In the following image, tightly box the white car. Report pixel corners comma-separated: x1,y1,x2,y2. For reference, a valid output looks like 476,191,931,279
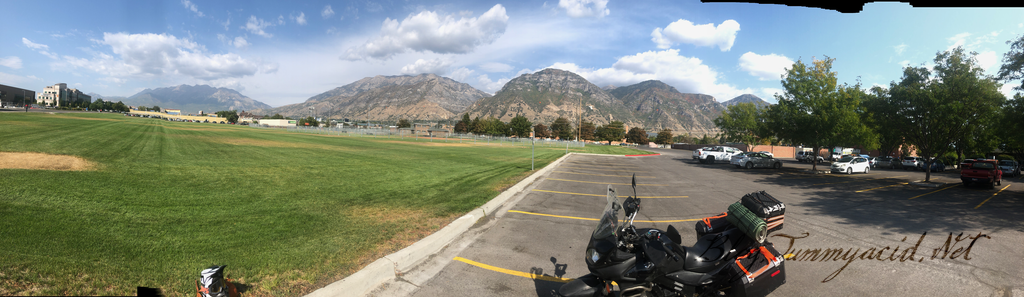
730,152,755,167
831,156,870,174
757,151,774,157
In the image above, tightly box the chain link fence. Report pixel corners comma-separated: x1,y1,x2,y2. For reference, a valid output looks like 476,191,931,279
246,125,588,148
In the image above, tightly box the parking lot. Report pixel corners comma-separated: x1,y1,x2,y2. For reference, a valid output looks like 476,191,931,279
379,148,1024,297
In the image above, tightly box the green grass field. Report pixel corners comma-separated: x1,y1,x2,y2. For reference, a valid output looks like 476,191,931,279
0,112,648,296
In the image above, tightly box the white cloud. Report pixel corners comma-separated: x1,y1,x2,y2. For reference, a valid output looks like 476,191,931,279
946,32,970,52
479,62,513,73
976,50,998,72
244,16,274,38
342,4,509,61
475,74,510,94
181,0,204,17
558,0,610,18
0,71,42,85
232,36,250,49
400,58,454,75
293,12,307,25
899,60,910,67
278,15,285,25
448,67,474,82
222,18,231,31
61,32,265,81
322,5,335,19
0,56,23,69
22,38,48,50
738,52,794,81
759,87,784,102
651,19,740,51
894,43,908,55
547,49,752,101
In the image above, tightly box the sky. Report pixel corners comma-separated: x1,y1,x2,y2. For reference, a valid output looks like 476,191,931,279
2,0,1023,107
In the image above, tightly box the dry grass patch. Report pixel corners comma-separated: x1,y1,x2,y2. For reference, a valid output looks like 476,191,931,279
0,152,97,171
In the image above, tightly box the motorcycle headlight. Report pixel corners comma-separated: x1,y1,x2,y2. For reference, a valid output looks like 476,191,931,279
588,248,602,263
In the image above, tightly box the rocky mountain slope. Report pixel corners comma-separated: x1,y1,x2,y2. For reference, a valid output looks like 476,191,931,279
609,80,725,136
257,74,489,121
121,85,271,114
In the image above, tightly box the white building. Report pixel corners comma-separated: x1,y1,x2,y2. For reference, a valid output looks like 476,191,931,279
37,83,91,107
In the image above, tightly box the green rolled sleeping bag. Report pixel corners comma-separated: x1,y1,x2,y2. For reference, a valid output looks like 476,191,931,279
726,202,767,243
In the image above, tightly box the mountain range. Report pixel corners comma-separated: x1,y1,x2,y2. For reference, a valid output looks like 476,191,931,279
91,70,771,137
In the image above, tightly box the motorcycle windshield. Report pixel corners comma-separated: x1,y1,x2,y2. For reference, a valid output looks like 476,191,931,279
591,185,621,240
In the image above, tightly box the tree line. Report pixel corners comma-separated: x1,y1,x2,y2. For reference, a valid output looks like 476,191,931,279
448,113,681,145
714,36,1024,181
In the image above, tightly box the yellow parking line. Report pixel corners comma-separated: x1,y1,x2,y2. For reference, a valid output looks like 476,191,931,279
553,171,655,178
855,183,908,192
532,189,688,198
560,166,648,172
813,176,908,186
547,178,672,186
508,210,701,223
908,184,959,200
454,257,574,283
975,184,1012,209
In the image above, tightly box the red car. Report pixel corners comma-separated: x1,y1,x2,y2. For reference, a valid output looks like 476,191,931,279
960,159,1002,188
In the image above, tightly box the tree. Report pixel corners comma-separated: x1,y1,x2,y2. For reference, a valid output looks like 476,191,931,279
764,56,877,172
454,121,468,134
268,113,285,119
89,99,104,111
534,123,550,138
862,86,905,158
471,116,484,134
152,105,161,112
298,116,319,126
714,102,767,152
550,117,573,140
509,115,532,137
216,110,239,123
113,101,128,112
655,129,674,145
580,120,596,141
626,127,649,145
995,94,1024,155
598,121,625,145
997,34,1024,92
485,117,507,136
397,118,411,128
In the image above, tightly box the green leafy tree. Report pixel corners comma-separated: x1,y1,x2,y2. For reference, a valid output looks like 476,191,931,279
113,101,128,112
550,117,573,140
485,117,507,136
655,129,674,145
534,123,550,138
89,99,104,111
598,121,625,145
152,105,161,112
995,94,1024,155
713,102,767,152
862,86,905,158
397,118,411,128
216,110,239,123
626,127,649,145
298,116,319,126
764,56,877,172
454,121,468,134
878,47,1005,181
268,113,285,119
580,120,596,141
509,115,532,137
997,34,1024,92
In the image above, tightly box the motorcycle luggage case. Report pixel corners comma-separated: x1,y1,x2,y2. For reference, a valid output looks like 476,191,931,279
740,191,785,233
694,212,730,237
724,243,786,297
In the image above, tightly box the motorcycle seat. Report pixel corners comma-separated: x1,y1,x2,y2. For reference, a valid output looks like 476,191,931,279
682,233,732,273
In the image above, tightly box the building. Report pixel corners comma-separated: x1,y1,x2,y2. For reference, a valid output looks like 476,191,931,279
259,119,296,127
0,84,37,107
37,83,91,107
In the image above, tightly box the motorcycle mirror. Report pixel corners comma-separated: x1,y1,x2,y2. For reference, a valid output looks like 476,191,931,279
631,173,637,199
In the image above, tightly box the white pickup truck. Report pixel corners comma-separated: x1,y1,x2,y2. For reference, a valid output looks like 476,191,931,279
695,146,744,164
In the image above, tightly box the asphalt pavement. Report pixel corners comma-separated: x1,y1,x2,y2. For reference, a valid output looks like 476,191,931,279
343,148,1024,297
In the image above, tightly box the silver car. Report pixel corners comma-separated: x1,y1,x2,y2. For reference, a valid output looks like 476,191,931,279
734,152,783,169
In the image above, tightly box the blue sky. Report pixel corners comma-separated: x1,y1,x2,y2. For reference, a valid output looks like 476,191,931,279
2,0,1022,107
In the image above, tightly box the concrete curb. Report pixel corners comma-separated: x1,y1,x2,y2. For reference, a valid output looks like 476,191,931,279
304,152,579,297
910,181,947,188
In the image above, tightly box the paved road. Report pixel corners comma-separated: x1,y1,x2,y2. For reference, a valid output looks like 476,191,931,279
380,148,1024,297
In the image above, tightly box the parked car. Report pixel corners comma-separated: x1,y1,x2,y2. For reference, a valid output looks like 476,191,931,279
696,146,744,164
831,156,871,174
925,161,946,172
733,152,783,169
998,160,1020,177
961,160,1002,188
859,155,875,168
796,151,824,163
902,157,924,170
874,156,897,169
730,152,755,167
757,151,774,157
692,147,712,160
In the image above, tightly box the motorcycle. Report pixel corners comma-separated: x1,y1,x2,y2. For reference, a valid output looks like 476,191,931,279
558,174,786,297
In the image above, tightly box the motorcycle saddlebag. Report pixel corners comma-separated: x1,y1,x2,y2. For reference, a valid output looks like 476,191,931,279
724,243,786,297
740,191,785,234
694,212,730,237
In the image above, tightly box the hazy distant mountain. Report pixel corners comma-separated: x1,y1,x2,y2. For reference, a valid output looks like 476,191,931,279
462,68,642,129
121,85,271,114
722,94,770,108
257,73,490,121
